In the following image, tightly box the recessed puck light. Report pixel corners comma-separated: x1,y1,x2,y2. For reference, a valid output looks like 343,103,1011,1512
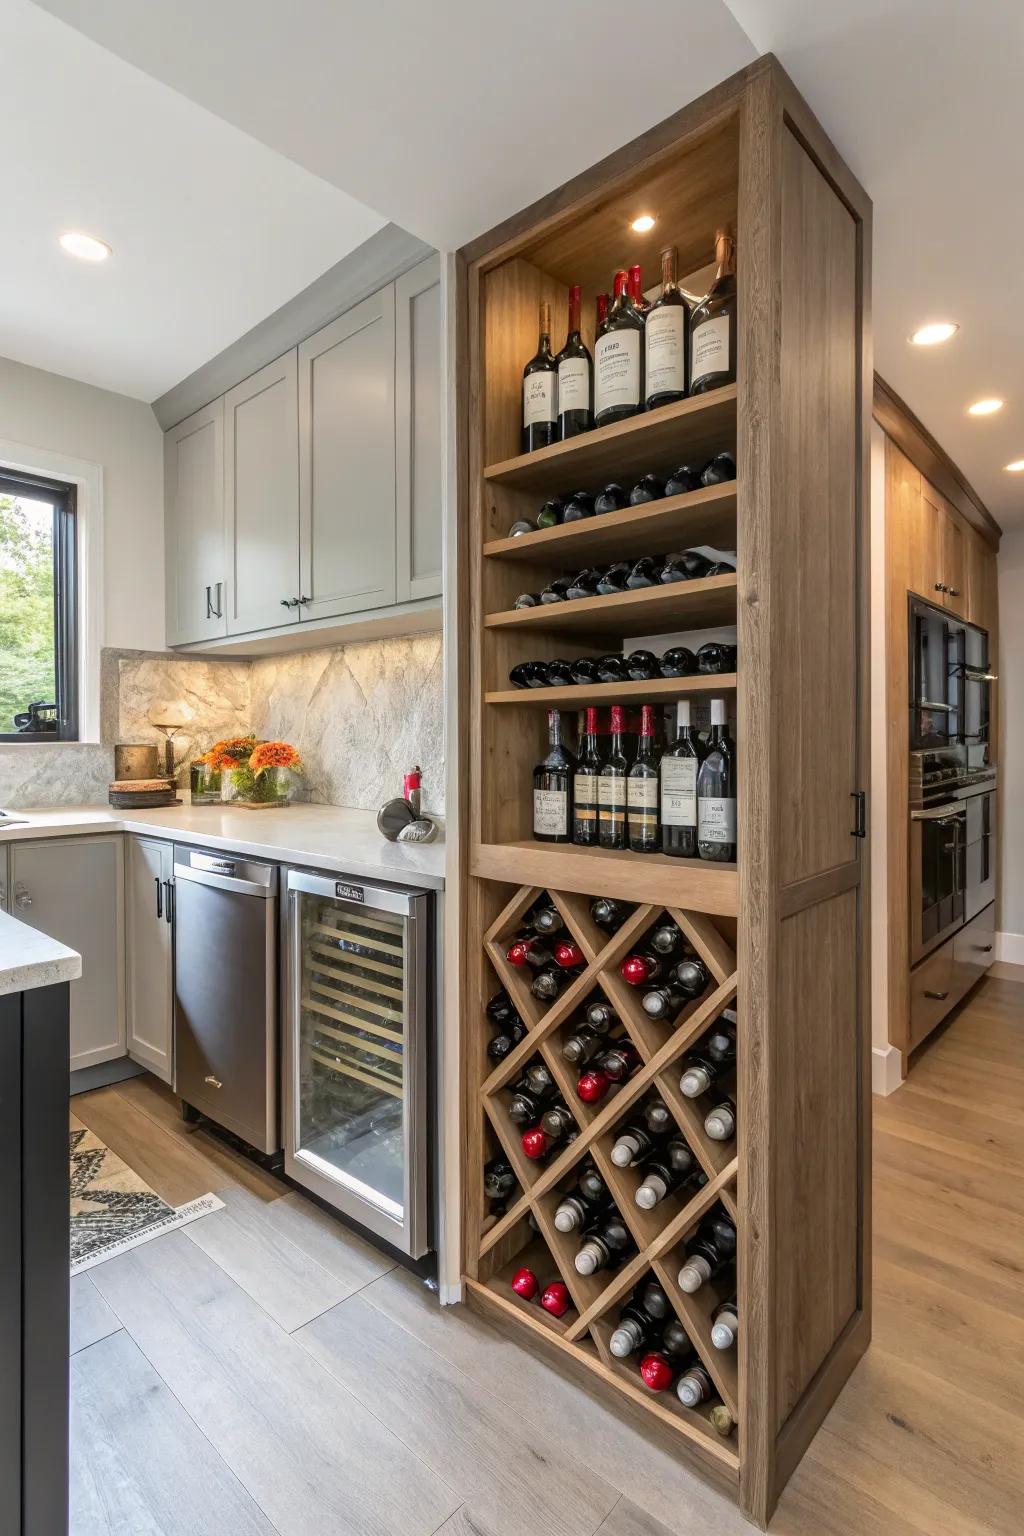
630,215,656,234
909,321,958,346
59,231,112,262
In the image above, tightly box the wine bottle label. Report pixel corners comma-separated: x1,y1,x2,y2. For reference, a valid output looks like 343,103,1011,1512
646,308,686,396
598,775,627,812
574,775,597,822
661,759,698,826
697,796,737,843
523,372,557,427
691,316,730,388
627,778,658,826
558,356,590,413
534,788,568,836
595,331,640,414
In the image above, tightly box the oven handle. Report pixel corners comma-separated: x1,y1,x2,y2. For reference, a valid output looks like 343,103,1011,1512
911,803,968,822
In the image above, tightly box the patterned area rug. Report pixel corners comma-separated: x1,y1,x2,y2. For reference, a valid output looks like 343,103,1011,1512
70,1115,223,1275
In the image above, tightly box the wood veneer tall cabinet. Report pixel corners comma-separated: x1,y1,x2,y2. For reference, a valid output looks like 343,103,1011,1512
453,56,871,1529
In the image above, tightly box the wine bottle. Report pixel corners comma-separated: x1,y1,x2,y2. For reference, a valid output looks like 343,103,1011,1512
679,1035,734,1097
595,483,626,514
675,1363,714,1409
620,948,664,986
556,284,593,439
514,592,541,609
659,549,714,583
507,1083,555,1125
641,982,687,1022
508,519,536,537
570,657,601,685
665,464,702,496
561,1024,607,1066
711,1297,739,1350
485,989,518,1026
610,1122,654,1168
528,901,564,935
596,292,609,331
700,451,736,486
590,896,629,931
672,955,710,999
627,704,660,854
505,936,552,971
690,229,737,396
585,997,618,1031
626,557,660,589
574,1215,635,1275
565,568,603,601
705,1012,737,1060
598,1041,641,1082
629,473,664,505
553,1181,609,1233
483,1158,516,1206
649,920,683,955
594,650,630,679
533,708,574,844
575,1068,611,1104
542,659,574,687
536,497,564,528
540,576,573,603
678,1212,737,1293
697,700,737,861
696,641,737,675
531,965,573,1003
594,270,644,428
553,939,585,969
538,1101,575,1140
596,565,631,596
522,300,558,450
661,1317,697,1366
578,1161,608,1205
523,1062,554,1096
704,1098,736,1141
562,490,595,522
641,1277,671,1320
625,649,660,681
642,1095,673,1135
629,263,651,316
598,705,629,851
487,1016,527,1063
508,660,550,689
645,245,689,409
659,646,697,677
635,1139,699,1209
610,1296,659,1358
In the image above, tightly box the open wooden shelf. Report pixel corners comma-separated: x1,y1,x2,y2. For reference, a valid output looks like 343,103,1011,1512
483,483,737,567
485,673,737,707
483,386,737,493
485,574,738,638
472,842,739,915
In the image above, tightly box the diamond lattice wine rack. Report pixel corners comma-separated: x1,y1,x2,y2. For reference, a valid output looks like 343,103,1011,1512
455,56,872,1531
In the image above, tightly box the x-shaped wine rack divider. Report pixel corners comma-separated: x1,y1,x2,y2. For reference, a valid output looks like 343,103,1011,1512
477,883,740,1426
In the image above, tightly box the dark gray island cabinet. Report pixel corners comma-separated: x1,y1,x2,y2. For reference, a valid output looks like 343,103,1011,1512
0,911,80,1536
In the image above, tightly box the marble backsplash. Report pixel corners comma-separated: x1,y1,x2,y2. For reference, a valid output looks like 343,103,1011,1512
0,635,445,813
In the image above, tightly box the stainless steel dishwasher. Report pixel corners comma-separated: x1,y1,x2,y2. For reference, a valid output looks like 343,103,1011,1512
173,846,279,1154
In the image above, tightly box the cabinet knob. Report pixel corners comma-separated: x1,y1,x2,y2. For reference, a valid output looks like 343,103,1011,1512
298,595,311,605
948,587,960,597
280,597,299,609
14,885,32,910
204,1075,223,1090
934,582,947,593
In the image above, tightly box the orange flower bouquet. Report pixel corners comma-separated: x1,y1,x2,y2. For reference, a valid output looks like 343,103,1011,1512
190,735,259,804
226,739,303,808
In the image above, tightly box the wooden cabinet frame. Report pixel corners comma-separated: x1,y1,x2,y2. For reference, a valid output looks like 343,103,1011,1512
452,55,872,1528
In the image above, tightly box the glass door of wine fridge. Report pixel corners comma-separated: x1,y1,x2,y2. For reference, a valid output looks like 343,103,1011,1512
284,868,430,1257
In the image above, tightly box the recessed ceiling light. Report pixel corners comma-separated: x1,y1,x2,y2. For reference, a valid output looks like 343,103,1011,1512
909,321,958,346
59,231,112,262
630,215,656,234
968,398,1004,416
1006,459,1024,473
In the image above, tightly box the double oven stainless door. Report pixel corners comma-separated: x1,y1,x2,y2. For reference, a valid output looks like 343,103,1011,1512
283,868,430,1258
910,789,996,964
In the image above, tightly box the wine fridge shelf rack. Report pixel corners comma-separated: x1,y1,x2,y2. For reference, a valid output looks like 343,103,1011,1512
464,881,740,1475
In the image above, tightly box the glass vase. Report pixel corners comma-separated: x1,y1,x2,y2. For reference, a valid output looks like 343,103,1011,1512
224,763,295,808
190,762,222,805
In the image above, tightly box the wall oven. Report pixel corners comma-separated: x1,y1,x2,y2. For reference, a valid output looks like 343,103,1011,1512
908,595,993,756
909,781,996,965
283,868,431,1259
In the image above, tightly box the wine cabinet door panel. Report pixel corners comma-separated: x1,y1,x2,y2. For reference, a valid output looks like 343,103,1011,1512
774,130,860,889
298,287,397,622
396,256,443,602
224,350,300,635
164,398,226,645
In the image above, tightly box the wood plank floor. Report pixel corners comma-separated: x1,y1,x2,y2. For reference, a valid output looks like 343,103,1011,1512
70,975,1024,1535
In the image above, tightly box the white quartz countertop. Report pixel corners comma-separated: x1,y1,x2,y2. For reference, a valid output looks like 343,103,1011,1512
0,906,82,997
0,803,446,891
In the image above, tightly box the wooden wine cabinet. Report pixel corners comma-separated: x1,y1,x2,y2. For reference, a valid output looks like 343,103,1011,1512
453,54,872,1528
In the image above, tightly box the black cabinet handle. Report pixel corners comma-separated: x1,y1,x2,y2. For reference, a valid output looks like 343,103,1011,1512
298,594,311,605
205,584,212,619
976,944,993,953
212,580,224,618
163,879,174,925
155,877,163,920
281,597,299,609
924,989,949,1001
850,790,866,839
948,587,961,598
934,581,947,593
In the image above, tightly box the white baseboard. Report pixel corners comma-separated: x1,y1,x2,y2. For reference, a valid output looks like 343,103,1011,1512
996,930,1024,966
872,1043,904,1096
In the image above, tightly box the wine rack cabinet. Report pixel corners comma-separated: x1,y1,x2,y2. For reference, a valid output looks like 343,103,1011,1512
454,53,872,1529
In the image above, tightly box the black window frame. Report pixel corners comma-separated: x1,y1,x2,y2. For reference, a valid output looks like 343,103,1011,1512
0,468,79,742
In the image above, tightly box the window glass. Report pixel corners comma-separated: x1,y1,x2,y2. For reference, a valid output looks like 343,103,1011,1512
0,489,57,732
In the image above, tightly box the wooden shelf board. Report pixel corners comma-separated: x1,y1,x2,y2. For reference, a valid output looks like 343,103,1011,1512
485,575,738,639
483,484,737,567
472,842,738,917
482,386,737,494
485,674,737,708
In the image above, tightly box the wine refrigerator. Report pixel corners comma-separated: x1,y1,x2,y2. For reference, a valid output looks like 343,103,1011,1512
283,868,432,1258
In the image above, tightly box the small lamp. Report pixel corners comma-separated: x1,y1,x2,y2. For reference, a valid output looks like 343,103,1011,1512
147,701,193,778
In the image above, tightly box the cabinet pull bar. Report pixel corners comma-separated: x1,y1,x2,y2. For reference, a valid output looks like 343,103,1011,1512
155,877,163,920
924,989,949,1001
850,789,866,839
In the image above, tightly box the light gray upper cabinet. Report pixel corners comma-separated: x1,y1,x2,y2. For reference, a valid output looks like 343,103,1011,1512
164,398,226,645
10,836,125,1073
224,351,300,635
395,256,443,602
298,286,397,622
125,836,174,1085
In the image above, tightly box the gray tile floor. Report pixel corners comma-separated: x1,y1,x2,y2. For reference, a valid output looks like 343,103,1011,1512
70,1187,747,1536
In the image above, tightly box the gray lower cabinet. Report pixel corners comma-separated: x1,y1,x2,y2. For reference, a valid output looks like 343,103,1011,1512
298,285,397,621
225,350,301,635
10,836,125,1072
396,256,443,602
165,398,227,645
126,836,174,1085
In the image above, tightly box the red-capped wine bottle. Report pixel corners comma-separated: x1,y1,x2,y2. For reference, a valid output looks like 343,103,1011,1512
645,245,689,409
590,896,629,930
522,300,558,451
533,708,574,843
678,1212,737,1294
627,703,660,853
574,1215,636,1275
628,263,651,317
576,1067,611,1104
704,1098,736,1141
556,284,593,439
711,1297,739,1350
690,228,737,396
697,699,736,861
661,700,702,858
506,936,552,972
610,1122,655,1168
598,706,629,850
573,706,602,846
595,271,644,428
620,949,665,986
676,1363,714,1409
635,1138,698,1209
552,938,585,969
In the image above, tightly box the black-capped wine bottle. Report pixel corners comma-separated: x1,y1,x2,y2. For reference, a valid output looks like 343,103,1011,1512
572,706,601,847
676,1363,714,1409
556,283,593,439
697,700,737,861
590,896,630,931
690,229,737,396
645,244,689,410
522,300,558,451
533,708,574,844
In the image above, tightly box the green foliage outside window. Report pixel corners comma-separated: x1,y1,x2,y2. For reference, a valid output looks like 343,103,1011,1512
0,493,56,730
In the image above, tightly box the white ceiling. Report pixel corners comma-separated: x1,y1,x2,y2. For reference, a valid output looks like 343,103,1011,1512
0,1,386,399
14,0,1024,524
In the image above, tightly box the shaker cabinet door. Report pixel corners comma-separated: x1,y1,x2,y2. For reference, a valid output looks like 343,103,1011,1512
126,837,174,1084
298,287,397,622
395,256,443,602
225,350,301,635
164,399,227,645
11,836,125,1072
